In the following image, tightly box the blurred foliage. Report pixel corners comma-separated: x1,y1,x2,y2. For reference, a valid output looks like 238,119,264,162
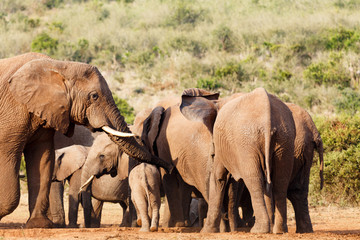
112,94,135,125
31,32,59,55
310,115,360,206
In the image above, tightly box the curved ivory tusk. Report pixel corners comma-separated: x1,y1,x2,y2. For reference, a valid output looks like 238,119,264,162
102,126,134,137
79,175,95,193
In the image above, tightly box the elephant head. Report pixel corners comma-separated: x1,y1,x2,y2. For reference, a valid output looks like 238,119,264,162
53,145,88,182
80,133,129,191
8,53,172,174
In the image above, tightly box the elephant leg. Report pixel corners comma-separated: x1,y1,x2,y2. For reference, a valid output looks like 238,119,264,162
119,201,130,227
132,192,150,232
0,150,21,220
243,176,270,233
68,170,82,228
272,153,293,234
128,194,138,227
24,129,55,228
161,171,185,227
91,199,103,228
150,194,160,232
81,191,93,228
48,181,65,228
239,184,254,227
227,177,240,232
181,183,193,227
201,160,228,233
198,198,207,228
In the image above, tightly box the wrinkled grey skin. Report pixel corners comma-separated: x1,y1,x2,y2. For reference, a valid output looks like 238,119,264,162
0,53,171,228
80,133,131,228
129,163,161,232
180,88,295,234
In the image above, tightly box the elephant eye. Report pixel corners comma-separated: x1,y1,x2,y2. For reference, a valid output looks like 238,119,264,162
99,154,104,161
90,92,99,101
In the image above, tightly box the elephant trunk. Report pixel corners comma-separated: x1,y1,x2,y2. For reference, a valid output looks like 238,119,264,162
105,106,173,173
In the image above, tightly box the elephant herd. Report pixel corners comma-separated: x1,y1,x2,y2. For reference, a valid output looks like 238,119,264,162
0,53,324,234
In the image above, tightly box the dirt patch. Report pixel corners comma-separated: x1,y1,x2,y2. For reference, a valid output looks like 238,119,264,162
1,190,360,240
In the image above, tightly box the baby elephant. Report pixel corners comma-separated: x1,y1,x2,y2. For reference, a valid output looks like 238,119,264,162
129,163,161,232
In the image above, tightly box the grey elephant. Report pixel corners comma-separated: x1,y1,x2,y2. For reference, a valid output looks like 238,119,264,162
0,53,172,228
129,162,161,232
79,133,132,228
134,90,219,228
180,88,296,234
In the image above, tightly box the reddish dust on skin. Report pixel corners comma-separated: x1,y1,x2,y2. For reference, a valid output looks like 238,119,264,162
0,189,360,240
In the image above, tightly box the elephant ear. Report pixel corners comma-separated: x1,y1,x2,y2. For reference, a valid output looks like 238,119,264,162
141,106,165,155
55,145,88,181
8,58,71,135
180,88,219,130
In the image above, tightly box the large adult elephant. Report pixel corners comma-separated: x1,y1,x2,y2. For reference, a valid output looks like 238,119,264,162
180,88,296,234
286,103,324,233
135,90,219,227
0,53,172,228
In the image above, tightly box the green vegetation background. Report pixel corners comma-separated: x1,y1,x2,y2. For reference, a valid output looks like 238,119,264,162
1,0,359,206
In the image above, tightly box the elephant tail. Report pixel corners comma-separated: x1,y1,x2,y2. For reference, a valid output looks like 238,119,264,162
264,126,275,194
315,136,324,190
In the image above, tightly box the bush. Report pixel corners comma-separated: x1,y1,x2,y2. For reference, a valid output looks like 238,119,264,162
196,77,223,90
334,88,360,116
303,53,351,88
310,115,360,205
113,94,135,125
168,36,207,58
214,62,247,82
325,28,360,51
166,2,206,27
213,25,236,52
31,32,58,55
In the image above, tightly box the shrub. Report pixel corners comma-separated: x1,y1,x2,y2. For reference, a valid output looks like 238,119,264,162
334,88,360,115
168,36,207,58
271,68,292,82
43,0,64,9
196,77,223,90
113,94,135,125
303,53,351,88
166,2,206,27
213,25,236,52
310,115,360,206
214,62,247,82
31,32,58,55
325,28,360,51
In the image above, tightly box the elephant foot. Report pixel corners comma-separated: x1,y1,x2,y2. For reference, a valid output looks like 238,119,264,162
26,216,53,228
137,219,142,227
250,221,270,234
296,223,313,233
174,221,185,227
67,223,79,228
139,227,150,232
150,226,158,232
273,223,288,234
200,225,219,233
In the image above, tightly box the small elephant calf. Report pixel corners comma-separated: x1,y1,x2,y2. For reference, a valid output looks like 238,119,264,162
129,163,161,232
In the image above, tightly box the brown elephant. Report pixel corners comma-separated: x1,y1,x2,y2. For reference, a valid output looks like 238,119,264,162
134,90,219,228
180,88,296,234
286,103,324,233
0,53,172,228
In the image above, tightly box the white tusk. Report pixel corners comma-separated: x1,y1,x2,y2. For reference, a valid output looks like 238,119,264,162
79,175,95,193
102,126,134,137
